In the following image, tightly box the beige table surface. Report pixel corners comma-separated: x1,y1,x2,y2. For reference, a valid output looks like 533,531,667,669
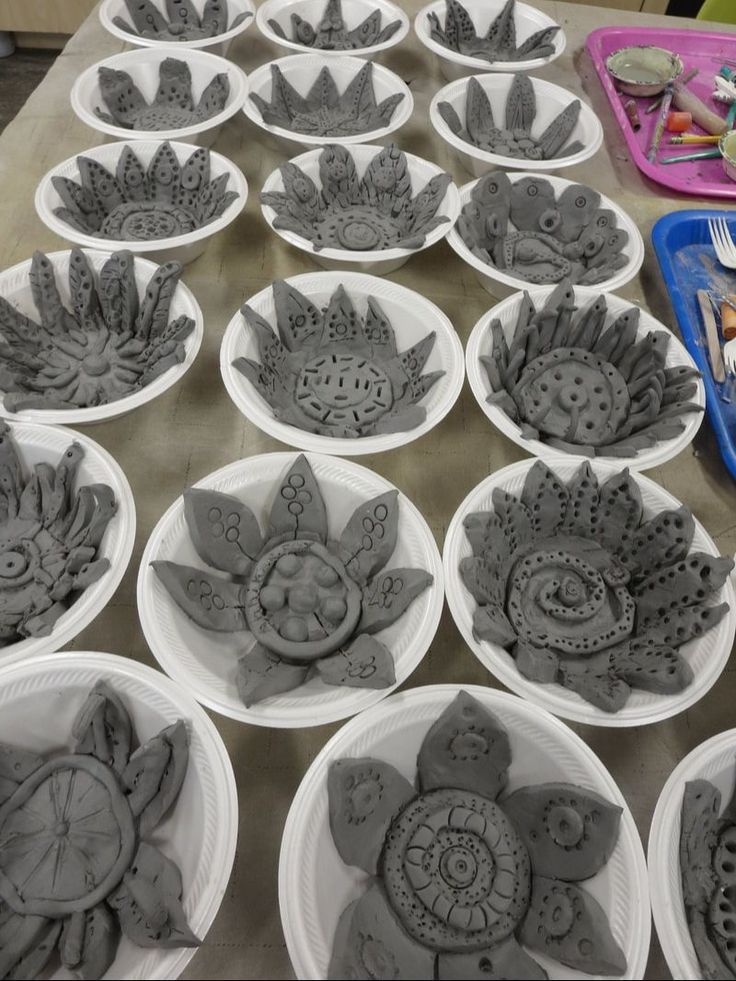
1,1,735,978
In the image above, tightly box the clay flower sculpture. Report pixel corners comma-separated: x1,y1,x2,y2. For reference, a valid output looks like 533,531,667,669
267,0,401,50
680,768,736,979
0,250,195,412
95,57,229,131
438,75,584,162
457,171,629,286
328,690,627,978
250,62,404,139
152,455,433,707
428,0,560,64
112,0,252,41
51,142,239,242
479,280,703,457
0,423,116,647
0,680,198,978
460,460,733,712
233,280,443,438
261,143,453,252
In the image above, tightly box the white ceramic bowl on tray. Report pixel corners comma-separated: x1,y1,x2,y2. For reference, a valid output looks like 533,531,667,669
442,457,736,728
243,53,413,153
99,0,256,55
260,142,461,274
446,171,645,299
137,451,444,728
0,249,203,426
71,48,249,148
35,139,248,266
279,682,650,979
0,649,237,979
465,285,705,471
0,421,136,668
256,0,410,58
430,73,604,178
415,0,566,82
220,271,464,456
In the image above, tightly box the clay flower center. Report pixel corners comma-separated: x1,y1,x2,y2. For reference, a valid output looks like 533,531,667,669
101,201,195,241
296,354,392,427
0,550,28,578
81,353,111,377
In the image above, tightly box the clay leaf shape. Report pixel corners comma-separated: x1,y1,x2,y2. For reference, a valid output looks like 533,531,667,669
269,0,401,50
184,488,263,576
60,905,120,980
72,679,132,774
122,719,190,836
429,0,560,63
114,0,252,40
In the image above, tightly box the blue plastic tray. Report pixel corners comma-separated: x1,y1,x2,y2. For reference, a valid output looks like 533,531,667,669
652,210,736,480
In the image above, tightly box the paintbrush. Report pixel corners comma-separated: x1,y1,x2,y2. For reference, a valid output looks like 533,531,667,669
648,83,674,162
660,148,722,164
646,67,698,114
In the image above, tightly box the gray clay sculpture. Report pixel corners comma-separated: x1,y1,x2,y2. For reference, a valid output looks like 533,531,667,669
479,280,703,457
0,250,195,412
113,0,251,41
457,171,630,286
429,0,560,64
327,689,626,979
251,61,404,138
52,142,239,242
0,680,197,979
261,143,453,252
438,74,584,162
460,460,734,712
95,57,229,131
0,423,117,647
233,280,443,438
680,772,736,979
152,454,432,706
267,0,401,50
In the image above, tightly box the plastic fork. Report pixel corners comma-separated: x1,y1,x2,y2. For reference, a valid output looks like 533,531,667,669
724,336,736,375
708,217,736,269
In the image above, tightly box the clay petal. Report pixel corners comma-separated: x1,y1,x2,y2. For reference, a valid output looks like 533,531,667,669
492,488,533,552
473,603,517,647
559,665,631,712
463,511,509,563
77,156,125,217
438,936,547,980
116,145,147,202
193,72,230,121
681,779,721,913
521,460,569,536
559,461,600,538
466,76,495,144
0,908,61,980
267,454,328,543
460,555,502,606
504,73,535,133
437,100,463,135
60,905,119,980
619,506,695,579
271,64,311,119
362,295,397,358
328,757,414,874
688,909,733,981
359,567,432,633
537,100,581,159
405,172,452,235
347,9,381,47
236,644,309,707
147,142,181,204
614,639,693,694
72,679,132,774
123,720,189,835
375,19,402,45
121,0,167,34
596,469,642,553
308,65,341,110
151,560,246,632
641,600,729,649
98,250,138,335
339,490,399,584
272,279,324,351
370,404,427,435
183,488,261,576
321,284,369,352
634,552,734,628
361,143,412,216
417,689,510,799
316,634,396,689
320,144,362,207
516,25,560,56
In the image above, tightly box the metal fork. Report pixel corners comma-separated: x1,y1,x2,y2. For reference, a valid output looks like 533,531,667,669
708,217,736,269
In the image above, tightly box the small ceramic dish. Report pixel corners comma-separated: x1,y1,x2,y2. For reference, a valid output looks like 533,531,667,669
605,44,682,98
430,73,603,178
415,0,565,83
99,0,256,55
446,171,644,299
260,142,460,274
0,249,203,425
71,48,249,148
35,139,248,266
256,0,409,58
243,53,413,153
220,271,464,455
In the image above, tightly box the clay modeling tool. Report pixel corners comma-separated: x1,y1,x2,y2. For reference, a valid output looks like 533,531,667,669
623,98,641,130
660,148,721,164
698,288,726,383
648,83,674,162
673,79,729,135
646,68,698,114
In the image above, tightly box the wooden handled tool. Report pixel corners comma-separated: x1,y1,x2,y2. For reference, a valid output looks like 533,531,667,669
697,289,726,383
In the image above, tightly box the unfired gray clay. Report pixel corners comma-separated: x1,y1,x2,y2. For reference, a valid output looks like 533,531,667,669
457,171,630,286
461,460,734,712
439,75,583,162
113,0,251,41
52,142,239,241
428,0,560,64
479,280,703,458
233,280,443,438
0,680,197,980
327,690,626,979
267,0,401,50
261,143,453,252
0,250,195,412
152,454,432,707
251,61,403,138
0,423,116,647
96,58,229,131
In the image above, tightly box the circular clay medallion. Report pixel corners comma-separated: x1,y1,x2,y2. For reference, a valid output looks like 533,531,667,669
296,353,393,430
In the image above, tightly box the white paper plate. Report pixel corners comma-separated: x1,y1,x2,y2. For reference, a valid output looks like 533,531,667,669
99,0,255,55
465,286,705,471
0,249,203,426
220,271,465,456
443,458,736,727
649,729,736,981
0,421,136,668
138,452,444,727
446,172,645,300
0,650,237,980
279,683,650,980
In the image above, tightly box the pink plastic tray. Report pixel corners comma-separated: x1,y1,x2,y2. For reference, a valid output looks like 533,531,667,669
587,26,736,199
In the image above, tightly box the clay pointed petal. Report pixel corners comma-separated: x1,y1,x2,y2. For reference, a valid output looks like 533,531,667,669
437,100,463,135
417,689,510,799
359,567,432,633
0,912,61,981
560,461,600,537
520,460,569,536
473,603,517,647
267,454,328,543
376,18,401,44
363,296,397,358
307,66,340,109
147,142,181,202
321,284,367,351
504,73,535,132
538,100,581,159
466,76,495,143
71,679,132,773
614,639,693,694
272,279,323,350
317,635,395,689
641,601,729,649
619,505,694,578
438,937,547,980
635,552,733,628
347,9,382,47
597,469,642,553
236,644,309,707
121,0,167,33
184,488,261,575
339,490,398,584
60,905,119,980
99,250,138,334
272,64,310,118
387,332,435,386
151,560,246,631
123,720,189,835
